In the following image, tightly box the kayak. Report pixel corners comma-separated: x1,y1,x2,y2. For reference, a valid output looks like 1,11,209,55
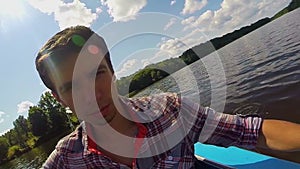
194,143,300,169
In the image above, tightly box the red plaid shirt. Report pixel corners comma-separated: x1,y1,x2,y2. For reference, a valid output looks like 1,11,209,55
42,93,262,169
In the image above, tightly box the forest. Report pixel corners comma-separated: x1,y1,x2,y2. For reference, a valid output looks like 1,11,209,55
0,92,78,164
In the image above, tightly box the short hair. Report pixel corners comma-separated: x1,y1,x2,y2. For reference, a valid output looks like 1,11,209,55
35,25,114,93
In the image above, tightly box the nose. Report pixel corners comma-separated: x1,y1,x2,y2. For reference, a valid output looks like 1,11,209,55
82,87,95,104
73,80,97,105
81,82,103,105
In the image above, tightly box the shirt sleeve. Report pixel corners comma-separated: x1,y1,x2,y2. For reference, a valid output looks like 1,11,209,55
41,149,65,169
180,96,263,149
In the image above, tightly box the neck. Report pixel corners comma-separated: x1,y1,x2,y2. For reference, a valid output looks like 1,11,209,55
87,97,137,141
109,97,137,136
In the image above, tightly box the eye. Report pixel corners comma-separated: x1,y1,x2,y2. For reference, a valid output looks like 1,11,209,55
96,69,105,75
96,68,106,78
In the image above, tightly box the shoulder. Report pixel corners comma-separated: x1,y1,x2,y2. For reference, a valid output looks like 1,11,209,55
42,124,85,168
129,92,179,106
129,92,180,113
121,93,180,123
55,124,85,153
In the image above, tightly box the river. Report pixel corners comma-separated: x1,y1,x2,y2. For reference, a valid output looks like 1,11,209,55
1,8,300,169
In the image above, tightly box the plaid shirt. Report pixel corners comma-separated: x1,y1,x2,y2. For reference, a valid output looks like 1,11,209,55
42,93,262,169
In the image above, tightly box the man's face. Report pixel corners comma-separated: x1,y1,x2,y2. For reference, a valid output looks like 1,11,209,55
50,50,118,125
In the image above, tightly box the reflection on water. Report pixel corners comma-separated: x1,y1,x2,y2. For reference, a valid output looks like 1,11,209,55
0,135,60,169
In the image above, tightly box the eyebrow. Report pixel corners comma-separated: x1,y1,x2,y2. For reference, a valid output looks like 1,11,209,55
59,64,108,93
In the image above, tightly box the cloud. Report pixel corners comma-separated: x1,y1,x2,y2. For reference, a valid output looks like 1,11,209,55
115,59,138,77
27,0,62,14
181,16,195,25
0,111,5,124
153,0,291,69
180,0,291,43
141,59,151,67
200,1,287,34
164,18,177,31
96,7,103,14
17,101,34,114
27,0,98,30
101,0,147,22
154,28,208,61
170,0,176,6
181,0,208,15
158,38,187,56
55,0,97,29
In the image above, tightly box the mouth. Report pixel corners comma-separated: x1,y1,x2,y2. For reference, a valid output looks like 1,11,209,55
99,104,110,117
86,104,110,118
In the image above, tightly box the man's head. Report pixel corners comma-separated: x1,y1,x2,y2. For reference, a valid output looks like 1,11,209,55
36,25,114,94
36,26,119,124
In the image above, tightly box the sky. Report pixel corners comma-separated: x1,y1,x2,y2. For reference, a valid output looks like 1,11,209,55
0,0,291,135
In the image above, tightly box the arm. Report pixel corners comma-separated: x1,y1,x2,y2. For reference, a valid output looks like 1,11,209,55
257,119,300,152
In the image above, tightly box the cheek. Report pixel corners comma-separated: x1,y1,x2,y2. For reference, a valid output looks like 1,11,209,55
96,77,113,91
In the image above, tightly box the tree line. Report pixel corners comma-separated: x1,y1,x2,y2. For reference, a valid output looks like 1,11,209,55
0,92,79,164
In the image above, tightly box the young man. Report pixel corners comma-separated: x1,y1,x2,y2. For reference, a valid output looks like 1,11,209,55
36,26,300,168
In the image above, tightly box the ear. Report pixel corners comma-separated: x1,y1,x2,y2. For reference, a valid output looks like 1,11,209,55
52,91,67,107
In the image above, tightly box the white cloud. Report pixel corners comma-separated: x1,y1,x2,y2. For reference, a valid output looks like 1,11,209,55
27,0,62,14
181,0,208,15
55,0,97,29
96,7,103,14
164,18,177,31
158,38,186,56
155,28,208,60
27,0,98,30
141,59,151,67
115,59,138,77
170,0,176,6
181,0,291,41
17,101,34,114
159,0,291,69
181,16,195,25
101,0,147,22
0,111,5,124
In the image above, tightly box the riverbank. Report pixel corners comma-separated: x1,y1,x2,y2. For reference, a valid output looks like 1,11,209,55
0,130,70,168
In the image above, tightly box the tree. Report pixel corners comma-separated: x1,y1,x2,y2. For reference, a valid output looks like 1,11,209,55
3,129,18,147
28,106,50,137
13,115,30,148
0,137,9,162
38,92,70,132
